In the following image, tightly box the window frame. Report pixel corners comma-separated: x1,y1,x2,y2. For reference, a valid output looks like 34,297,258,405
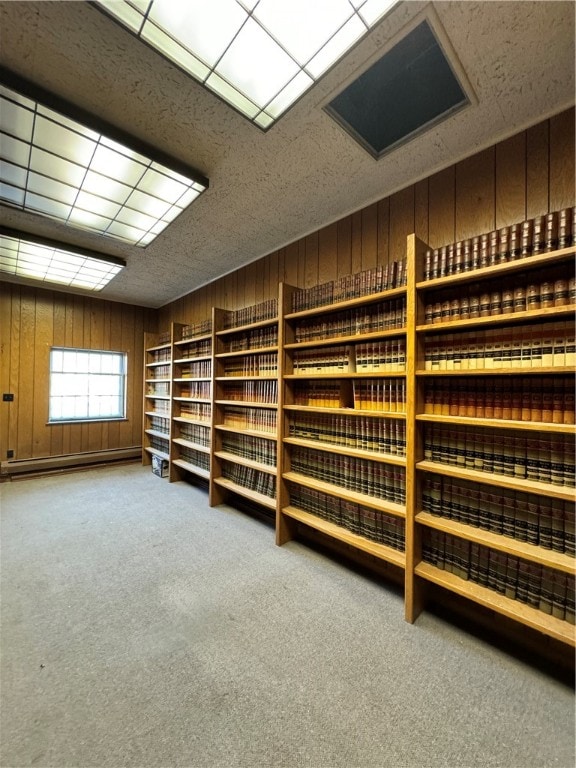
48,346,128,424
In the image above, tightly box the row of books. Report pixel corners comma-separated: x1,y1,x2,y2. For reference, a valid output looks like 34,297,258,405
220,380,277,404
177,382,211,400
176,339,212,359
221,462,276,499
148,415,169,434
181,319,212,339
147,364,170,379
292,339,406,374
424,276,574,325
352,380,406,412
222,353,278,377
291,261,407,313
221,406,277,433
221,433,277,467
422,530,575,624
423,376,575,424
178,446,210,471
148,436,169,454
149,401,169,414
422,208,574,281
178,402,211,422
288,414,406,456
148,348,170,363
293,300,406,342
178,360,211,379
422,474,574,555
423,322,575,370
289,486,405,551
290,447,406,504
177,422,210,447
147,382,170,397
222,326,278,352
423,425,575,487
223,299,278,329
292,382,344,408
157,331,171,345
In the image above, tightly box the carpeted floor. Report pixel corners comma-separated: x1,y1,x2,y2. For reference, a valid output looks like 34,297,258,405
1,463,574,768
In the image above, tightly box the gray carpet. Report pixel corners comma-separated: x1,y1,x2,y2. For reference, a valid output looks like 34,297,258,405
1,464,574,768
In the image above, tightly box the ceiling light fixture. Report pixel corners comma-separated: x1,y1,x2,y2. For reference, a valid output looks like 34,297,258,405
93,0,400,129
0,226,125,291
0,66,209,247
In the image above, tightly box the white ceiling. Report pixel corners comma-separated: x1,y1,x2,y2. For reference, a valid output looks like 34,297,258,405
0,0,574,308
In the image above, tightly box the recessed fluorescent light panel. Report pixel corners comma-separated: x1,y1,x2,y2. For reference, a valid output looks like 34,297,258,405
94,0,400,129
0,229,124,291
325,20,469,158
0,69,208,247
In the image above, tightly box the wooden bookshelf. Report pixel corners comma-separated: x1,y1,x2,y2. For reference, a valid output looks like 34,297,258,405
408,233,575,635
169,321,213,484
210,299,282,512
142,331,172,474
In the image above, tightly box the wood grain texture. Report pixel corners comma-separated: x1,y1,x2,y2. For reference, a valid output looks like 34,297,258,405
550,109,576,212
526,119,548,220
0,284,155,462
495,131,526,227
455,147,495,241
389,186,415,260
428,166,455,247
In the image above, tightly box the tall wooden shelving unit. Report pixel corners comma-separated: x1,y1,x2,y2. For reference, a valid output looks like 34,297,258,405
277,274,409,574
210,298,281,514
142,332,172,473
170,321,213,483
406,234,575,645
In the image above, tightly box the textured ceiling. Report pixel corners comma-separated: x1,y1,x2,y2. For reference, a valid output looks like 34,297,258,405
0,0,574,308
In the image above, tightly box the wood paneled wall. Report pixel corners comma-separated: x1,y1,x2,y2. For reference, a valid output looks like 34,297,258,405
159,108,575,328
0,283,157,462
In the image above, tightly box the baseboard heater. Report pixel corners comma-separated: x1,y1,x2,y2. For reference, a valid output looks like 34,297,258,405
0,447,141,477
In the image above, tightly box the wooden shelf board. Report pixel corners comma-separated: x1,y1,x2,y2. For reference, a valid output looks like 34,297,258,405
145,361,171,368
283,436,406,466
417,304,576,332
144,446,169,460
285,287,407,319
172,437,210,454
173,377,211,383
416,512,576,574
145,411,168,417
145,378,170,383
213,477,276,510
415,562,576,646
172,459,210,480
173,416,211,426
144,429,170,440
144,394,170,400
416,367,573,376
146,343,171,352
216,317,278,336
416,248,576,291
215,424,277,440
282,505,405,568
215,376,277,382
174,333,212,345
282,471,406,518
416,414,575,433
285,371,406,379
283,405,406,419
173,397,211,403
416,460,576,501
214,400,278,409
215,346,278,358
173,355,212,363
214,451,277,475
285,328,406,350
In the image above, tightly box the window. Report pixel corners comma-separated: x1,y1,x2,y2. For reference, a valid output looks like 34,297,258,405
49,348,127,423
